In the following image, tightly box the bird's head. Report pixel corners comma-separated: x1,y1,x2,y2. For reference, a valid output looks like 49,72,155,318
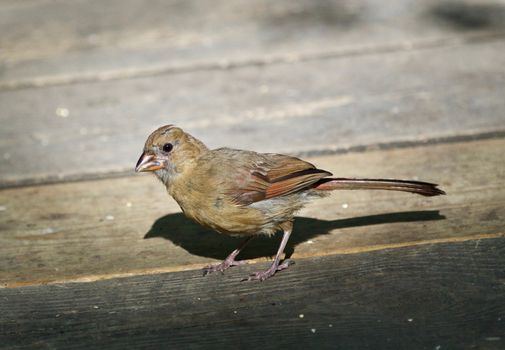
135,125,208,184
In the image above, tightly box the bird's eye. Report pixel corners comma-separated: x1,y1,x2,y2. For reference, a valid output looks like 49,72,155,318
162,143,173,153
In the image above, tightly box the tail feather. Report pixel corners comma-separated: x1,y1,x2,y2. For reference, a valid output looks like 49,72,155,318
313,178,445,197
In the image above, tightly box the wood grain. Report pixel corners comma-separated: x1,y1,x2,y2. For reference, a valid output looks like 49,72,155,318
1,39,505,186
0,138,503,287
1,2,503,347
1,239,504,349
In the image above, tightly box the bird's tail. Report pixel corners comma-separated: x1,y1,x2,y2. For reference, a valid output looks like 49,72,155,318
313,178,445,197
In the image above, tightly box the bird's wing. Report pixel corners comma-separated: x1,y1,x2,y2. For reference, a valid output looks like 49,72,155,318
227,153,332,206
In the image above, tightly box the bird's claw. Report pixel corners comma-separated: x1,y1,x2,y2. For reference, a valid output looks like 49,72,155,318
243,260,295,281
203,259,247,276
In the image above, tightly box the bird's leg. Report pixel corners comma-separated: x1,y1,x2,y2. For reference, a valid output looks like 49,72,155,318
203,236,254,275
246,221,294,281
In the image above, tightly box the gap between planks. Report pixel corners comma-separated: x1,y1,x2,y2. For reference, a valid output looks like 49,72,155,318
1,128,504,190
3,232,502,289
1,31,504,92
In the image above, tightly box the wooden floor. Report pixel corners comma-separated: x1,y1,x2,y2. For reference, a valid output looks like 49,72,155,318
1,0,505,348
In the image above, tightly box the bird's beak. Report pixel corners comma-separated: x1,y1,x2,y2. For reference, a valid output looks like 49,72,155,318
135,152,165,172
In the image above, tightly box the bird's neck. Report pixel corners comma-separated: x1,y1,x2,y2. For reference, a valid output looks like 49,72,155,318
185,133,209,156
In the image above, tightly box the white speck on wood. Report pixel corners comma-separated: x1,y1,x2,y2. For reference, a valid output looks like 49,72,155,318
40,227,55,235
485,337,501,341
55,107,70,118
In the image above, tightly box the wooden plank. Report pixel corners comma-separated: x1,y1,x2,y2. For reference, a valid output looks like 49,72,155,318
1,40,505,186
1,239,504,349
2,0,504,87
0,138,504,287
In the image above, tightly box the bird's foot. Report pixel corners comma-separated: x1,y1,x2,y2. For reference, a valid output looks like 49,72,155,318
244,260,295,281
203,257,247,276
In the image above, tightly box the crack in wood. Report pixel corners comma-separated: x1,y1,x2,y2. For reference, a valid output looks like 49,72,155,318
1,130,503,189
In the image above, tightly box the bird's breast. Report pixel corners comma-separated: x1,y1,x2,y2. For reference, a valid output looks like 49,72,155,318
168,181,269,236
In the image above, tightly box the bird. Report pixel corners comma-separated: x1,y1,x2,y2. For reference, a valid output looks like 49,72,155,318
135,125,445,281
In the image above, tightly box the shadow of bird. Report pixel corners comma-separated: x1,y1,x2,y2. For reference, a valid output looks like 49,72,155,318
144,210,445,260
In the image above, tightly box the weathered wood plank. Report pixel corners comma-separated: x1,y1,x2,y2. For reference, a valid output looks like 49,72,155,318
2,0,505,87
1,239,504,349
0,139,503,287
1,40,505,186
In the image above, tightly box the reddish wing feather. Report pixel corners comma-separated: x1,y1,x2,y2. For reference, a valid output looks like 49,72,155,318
264,169,332,198
229,155,332,206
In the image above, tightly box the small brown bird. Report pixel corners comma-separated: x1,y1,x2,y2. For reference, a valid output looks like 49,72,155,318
136,125,445,281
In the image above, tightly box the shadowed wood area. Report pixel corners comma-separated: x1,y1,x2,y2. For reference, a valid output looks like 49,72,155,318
2,0,505,87
1,239,504,349
0,139,503,287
